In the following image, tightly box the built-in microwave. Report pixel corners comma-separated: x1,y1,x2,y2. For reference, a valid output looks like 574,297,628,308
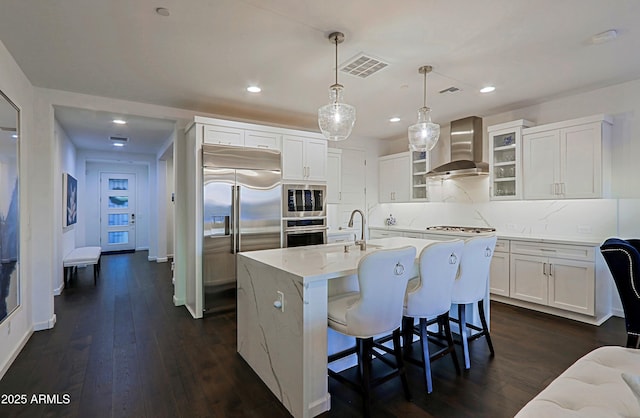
282,184,326,218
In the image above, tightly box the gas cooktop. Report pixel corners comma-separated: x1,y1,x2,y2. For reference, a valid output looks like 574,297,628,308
425,226,496,234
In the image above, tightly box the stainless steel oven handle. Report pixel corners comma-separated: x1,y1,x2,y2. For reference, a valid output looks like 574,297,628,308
284,226,329,234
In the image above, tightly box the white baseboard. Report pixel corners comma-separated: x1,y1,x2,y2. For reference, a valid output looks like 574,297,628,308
53,282,63,296
33,313,56,331
173,295,185,306
612,307,625,318
156,257,168,263
136,246,149,251
0,327,32,380
147,255,157,261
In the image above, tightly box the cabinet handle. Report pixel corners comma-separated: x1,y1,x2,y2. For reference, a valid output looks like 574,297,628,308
339,191,342,201
543,263,547,276
549,264,553,276
561,183,566,195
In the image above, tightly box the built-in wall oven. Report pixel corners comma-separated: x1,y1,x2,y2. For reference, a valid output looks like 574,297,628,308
282,184,327,247
283,217,328,247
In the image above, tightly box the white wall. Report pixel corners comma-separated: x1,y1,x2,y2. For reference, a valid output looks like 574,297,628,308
54,119,77,294
0,40,36,379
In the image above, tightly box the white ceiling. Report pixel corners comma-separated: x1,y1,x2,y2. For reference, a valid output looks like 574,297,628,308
1,0,640,153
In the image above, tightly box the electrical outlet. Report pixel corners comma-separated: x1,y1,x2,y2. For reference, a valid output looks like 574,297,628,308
578,225,592,234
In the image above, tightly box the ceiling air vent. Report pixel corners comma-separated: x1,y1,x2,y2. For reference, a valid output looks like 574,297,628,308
340,54,389,78
110,136,129,147
439,86,460,94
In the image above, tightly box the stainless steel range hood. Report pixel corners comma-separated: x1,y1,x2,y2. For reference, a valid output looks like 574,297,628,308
425,116,488,179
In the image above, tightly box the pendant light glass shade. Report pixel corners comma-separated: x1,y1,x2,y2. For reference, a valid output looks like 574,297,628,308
318,84,356,141
408,65,440,151
318,32,356,141
408,107,440,151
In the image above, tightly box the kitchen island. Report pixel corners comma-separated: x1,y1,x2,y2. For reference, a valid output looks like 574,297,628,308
237,237,489,418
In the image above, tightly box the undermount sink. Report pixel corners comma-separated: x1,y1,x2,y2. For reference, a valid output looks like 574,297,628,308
321,242,384,253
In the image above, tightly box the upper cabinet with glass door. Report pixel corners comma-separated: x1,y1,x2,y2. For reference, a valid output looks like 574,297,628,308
411,150,429,200
488,120,534,200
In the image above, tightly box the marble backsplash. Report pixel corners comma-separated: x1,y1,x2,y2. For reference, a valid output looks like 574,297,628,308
368,177,636,241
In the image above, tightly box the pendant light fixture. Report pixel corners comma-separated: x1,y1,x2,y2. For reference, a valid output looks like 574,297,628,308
318,32,356,141
408,65,440,151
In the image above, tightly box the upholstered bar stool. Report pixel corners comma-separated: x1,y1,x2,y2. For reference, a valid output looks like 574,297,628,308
327,246,416,417
402,239,464,393
450,234,497,369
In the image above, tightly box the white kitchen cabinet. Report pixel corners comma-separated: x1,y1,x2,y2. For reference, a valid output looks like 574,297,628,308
379,152,411,203
203,125,244,146
244,130,281,150
509,241,595,315
489,239,510,296
339,149,366,205
522,115,612,199
411,151,429,200
488,120,534,200
282,135,327,182
327,148,342,203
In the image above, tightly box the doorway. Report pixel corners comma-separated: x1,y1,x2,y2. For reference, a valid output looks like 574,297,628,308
100,172,136,252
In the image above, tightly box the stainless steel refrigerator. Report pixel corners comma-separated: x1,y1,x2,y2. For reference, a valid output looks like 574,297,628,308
202,144,282,315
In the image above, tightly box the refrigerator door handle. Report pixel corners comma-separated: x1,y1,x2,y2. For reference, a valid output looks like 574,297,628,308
235,185,241,253
231,185,237,254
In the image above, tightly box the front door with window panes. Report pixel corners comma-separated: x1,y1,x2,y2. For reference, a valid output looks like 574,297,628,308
100,173,136,252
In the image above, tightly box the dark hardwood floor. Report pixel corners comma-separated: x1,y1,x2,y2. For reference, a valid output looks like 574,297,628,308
0,251,626,417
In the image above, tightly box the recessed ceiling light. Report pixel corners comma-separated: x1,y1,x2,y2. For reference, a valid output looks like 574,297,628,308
247,86,261,93
113,142,125,147
113,119,127,125
480,86,496,93
591,29,618,44
155,7,170,17
389,117,401,123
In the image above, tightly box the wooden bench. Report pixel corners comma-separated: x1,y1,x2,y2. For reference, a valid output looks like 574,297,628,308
63,246,102,287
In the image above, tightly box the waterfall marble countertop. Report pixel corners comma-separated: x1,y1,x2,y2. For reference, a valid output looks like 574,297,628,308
238,237,438,283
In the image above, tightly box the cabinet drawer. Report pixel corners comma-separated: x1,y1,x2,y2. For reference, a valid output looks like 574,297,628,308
510,241,594,261
369,229,402,239
402,232,424,239
495,239,510,253
244,130,280,150
203,125,244,146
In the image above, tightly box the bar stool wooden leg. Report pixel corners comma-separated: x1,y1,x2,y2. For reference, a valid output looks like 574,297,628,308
402,316,414,356
458,303,471,369
477,299,494,356
392,328,411,401
441,313,461,375
418,318,433,393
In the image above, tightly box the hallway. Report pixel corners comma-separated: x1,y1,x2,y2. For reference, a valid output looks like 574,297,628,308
0,251,626,417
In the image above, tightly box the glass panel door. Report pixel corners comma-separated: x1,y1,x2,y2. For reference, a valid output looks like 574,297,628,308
100,173,136,251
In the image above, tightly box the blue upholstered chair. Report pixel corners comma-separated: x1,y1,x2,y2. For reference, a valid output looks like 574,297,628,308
600,238,640,348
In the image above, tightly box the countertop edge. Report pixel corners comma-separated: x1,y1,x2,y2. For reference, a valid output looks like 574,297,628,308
369,225,607,247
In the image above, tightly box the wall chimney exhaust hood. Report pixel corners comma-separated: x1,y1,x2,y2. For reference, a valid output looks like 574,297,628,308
425,116,488,179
